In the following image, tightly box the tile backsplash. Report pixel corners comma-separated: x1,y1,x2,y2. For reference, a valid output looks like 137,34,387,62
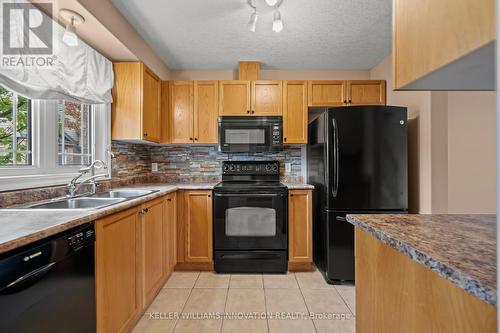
111,141,305,183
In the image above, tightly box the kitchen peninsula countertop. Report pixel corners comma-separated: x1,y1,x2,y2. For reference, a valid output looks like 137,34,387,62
346,214,497,305
0,182,314,255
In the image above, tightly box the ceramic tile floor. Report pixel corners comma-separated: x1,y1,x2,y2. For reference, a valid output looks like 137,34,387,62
133,268,355,333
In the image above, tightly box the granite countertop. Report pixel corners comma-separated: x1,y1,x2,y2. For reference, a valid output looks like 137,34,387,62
0,183,216,254
282,183,314,189
0,181,313,254
346,214,497,306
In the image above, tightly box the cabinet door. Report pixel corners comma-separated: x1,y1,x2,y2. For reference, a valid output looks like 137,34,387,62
219,80,251,116
163,192,177,277
184,190,213,263
170,81,194,143
140,197,165,305
288,190,312,264
96,207,141,333
252,80,283,116
283,81,308,144
194,81,218,143
347,80,386,105
308,80,347,106
142,67,161,143
160,81,170,143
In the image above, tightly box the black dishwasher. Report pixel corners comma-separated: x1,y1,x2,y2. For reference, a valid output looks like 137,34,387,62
0,223,95,333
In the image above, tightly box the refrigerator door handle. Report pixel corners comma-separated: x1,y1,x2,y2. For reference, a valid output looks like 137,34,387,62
335,216,347,221
332,118,339,197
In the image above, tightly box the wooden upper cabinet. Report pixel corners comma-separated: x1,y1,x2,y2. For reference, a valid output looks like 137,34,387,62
219,80,251,116
194,81,218,143
251,81,283,116
112,62,160,143
95,207,141,333
347,80,386,105
142,68,161,142
393,0,495,89
288,190,313,267
308,81,346,106
283,81,307,144
169,81,194,143
184,190,213,263
139,197,165,305
160,81,169,143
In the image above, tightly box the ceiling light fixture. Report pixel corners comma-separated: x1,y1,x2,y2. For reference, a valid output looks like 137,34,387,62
246,0,284,33
265,0,278,6
272,9,283,32
247,0,258,32
59,8,85,47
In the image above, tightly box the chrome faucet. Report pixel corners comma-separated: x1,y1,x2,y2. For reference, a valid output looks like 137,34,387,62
67,160,108,197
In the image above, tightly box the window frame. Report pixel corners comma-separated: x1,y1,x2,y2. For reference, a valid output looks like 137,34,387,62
0,100,111,191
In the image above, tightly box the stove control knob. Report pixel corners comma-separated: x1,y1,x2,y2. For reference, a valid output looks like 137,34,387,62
265,164,272,171
230,165,236,171
223,164,229,172
272,164,278,171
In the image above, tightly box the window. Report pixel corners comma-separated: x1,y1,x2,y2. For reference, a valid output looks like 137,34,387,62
0,86,32,166
57,101,92,166
0,85,110,191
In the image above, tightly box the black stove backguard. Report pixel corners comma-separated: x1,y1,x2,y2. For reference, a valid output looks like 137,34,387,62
213,161,288,273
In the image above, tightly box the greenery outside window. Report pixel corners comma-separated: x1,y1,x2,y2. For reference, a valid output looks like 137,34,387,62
0,85,110,191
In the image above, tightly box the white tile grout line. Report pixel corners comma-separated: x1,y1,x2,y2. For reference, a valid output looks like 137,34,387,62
170,271,201,333
332,285,355,317
220,274,231,333
295,273,320,333
263,279,271,333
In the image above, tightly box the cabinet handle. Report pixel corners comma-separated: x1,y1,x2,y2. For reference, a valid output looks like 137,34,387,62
208,194,211,197
247,110,250,114
348,100,352,103
284,138,287,142
290,194,294,197
251,110,255,114
194,138,198,141
343,100,347,104
167,198,172,202
143,132,148,137
189,137,193,141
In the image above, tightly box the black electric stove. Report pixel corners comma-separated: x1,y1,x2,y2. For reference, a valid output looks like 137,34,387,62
213,161,288,273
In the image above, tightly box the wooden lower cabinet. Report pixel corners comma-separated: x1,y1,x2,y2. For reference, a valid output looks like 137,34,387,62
139,197,165,305
176,190,214,270
95,206,141,333
163,192,177,277
96,194,178,333
356,229,497,333
288,190,313,271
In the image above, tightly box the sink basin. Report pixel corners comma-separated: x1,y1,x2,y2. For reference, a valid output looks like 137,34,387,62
25,197,125,209
91,189,158,199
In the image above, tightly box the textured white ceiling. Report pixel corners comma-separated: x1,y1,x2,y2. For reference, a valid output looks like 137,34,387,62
111,0,392,70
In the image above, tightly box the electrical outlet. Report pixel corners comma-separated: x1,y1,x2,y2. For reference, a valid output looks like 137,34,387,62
152,162,158,172
285,163,291,173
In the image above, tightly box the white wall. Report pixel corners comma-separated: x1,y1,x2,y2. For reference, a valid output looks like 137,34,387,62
370,55,496,214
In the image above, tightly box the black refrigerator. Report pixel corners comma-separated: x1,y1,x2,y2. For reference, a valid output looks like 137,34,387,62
307,106,408,283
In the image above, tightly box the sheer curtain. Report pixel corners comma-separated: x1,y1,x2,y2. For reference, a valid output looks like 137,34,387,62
0,0,113,104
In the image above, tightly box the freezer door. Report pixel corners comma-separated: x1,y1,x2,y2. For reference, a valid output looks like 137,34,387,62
325,211,355,282
326,106,408,210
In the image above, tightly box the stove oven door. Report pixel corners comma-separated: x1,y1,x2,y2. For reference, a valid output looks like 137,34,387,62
213,191,287,250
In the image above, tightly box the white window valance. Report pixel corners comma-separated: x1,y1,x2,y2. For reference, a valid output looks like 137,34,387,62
0,1,113,104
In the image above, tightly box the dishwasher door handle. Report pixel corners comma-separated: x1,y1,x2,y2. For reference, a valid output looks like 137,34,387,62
1,262,55,294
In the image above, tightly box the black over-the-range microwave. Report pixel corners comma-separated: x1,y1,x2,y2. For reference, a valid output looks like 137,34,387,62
218,116,283,153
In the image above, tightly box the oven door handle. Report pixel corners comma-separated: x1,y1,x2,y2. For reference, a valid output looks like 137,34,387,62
214,193,285,198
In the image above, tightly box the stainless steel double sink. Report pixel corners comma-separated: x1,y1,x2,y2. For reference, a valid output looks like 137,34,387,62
23,189,159,209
